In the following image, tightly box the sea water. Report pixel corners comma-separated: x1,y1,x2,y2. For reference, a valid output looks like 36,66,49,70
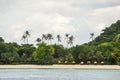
0,69,120,80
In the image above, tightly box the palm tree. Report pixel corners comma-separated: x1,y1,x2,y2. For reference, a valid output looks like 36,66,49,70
90,32,94,41
25,30,30,44
36,38,41,43
47,33,53,44
41,34,47,43
21,35,26,44
21,30,30,44
65,34,69,48
69,35,74,46
57,34,61,44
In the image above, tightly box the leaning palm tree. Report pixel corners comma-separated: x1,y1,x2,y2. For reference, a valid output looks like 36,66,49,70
57,34,61,44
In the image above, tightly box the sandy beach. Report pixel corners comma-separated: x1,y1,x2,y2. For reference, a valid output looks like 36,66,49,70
0,65,120,69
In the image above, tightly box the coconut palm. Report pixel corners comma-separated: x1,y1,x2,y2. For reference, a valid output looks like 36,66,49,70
90,32,94,41
36,38,41,43
47,33,53,44
69,35,74,46
21,30,30,44
41,34,47,43
25,30,30,44
57,34,61,44
65,34,69,48
21,35,26,44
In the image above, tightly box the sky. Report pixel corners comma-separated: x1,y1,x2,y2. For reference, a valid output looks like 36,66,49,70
0,0,120,46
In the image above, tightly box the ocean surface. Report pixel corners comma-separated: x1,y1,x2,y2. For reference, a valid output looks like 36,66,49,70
0,69,120,80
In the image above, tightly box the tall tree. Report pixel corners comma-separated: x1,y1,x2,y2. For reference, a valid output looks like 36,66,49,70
21,30,30,44
18,44,35,62
0,37,4,43
57,34,61,44
65,34,69,48
21,35,26,44
25,30,30,44
32,43,54,64
47,33,53,44
69,35,74,46
41,34,47,43
36,38,41,43
90,32,94,41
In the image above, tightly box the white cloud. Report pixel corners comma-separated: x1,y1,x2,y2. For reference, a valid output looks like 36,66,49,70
91,6,120,16
96,23,105,31
10,25,25,38
25,13,76,34
87,5,120,33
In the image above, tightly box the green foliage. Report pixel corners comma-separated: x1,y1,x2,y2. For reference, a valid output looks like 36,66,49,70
113,34,120,42
65,53,74,63
78,45,92,62
70,46,80,63
0,42,20,64
0,37,4,43
32,43,54,64
111,42,120,64
87,20,120,64
18,44,35,57
90,20,120,45
53,44,66,59
0,43,8,54
70,44,92,63
97,42,113,53
1,52,19,64
17,44,35,63
21,30,30,44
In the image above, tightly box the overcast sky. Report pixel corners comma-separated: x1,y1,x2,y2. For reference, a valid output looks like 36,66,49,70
0,0,120,46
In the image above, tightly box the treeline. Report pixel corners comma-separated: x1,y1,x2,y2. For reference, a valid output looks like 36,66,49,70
0,38,74,65
0,20,120,65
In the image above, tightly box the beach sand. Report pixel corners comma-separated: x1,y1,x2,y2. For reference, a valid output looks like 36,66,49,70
0,65,120,69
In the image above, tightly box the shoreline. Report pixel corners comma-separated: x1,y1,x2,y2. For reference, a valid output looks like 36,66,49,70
0,65,120,69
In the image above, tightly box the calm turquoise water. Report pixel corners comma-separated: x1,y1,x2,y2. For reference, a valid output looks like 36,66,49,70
0,69,120,80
